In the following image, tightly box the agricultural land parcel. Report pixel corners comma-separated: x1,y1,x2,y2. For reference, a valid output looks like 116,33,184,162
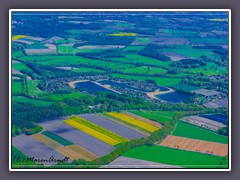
172,121,228,144
159,135,228,156
123,145,228,168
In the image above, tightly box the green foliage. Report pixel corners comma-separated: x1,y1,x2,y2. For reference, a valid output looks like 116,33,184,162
217,126,229,136
173,59,206,68
138,44,171,61
12,42,26,52
23,124,43,135
13,96,53,106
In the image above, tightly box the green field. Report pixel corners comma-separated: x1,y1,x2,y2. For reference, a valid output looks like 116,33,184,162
42,131,73,146
12,79,44,96
27,80,44,95
111,73,181,86
12,63,31,71
46,92,87,101
173,121,228,144
12,80,23,94
187,62,228,75
129,110,179,123
123,145,228,168
57,46,102,55
14,53,133,70
54,39,76,45
13,96,53,106
125,54,172,67
122,66,167,74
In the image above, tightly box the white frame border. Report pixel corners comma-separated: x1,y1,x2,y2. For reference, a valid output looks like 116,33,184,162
9,9,231,172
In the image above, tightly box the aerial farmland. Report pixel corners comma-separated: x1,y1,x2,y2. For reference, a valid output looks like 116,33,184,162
11,10,229,170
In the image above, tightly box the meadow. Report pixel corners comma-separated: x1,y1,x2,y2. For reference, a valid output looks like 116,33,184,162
129,110,180,124
12,63,31,71
46,92,87,102
13,96,53,106
172,121,228,144
122,66,167,75
110,74,182,86
123,145,228,168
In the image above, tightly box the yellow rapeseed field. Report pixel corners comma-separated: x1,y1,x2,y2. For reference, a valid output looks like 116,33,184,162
109,32,137,36
12,35,29,41
107,112,159,133
65,119,121,146
67,116,128,142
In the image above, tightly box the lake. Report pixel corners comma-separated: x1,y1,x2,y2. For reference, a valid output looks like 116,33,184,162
74,81,116,93
98,80,148,92
98,80,169,92
155,91,192,103
158,85,169,91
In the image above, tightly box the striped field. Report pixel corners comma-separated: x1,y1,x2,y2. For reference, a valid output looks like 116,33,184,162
67,144,99,161
65,116,128,146
122,111,162,129
31,133,62,149
106,112,159,133
31,133,97,161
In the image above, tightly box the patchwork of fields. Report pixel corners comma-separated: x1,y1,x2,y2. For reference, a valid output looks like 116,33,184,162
12,134,67,166
12,112,160,166
13,110,228,167
11,12,229,169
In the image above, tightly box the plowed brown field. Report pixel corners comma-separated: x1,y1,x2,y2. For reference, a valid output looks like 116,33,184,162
159,135,228,156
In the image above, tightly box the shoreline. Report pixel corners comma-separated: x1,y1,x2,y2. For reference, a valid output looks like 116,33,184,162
146,88,175,100
68,80,89,88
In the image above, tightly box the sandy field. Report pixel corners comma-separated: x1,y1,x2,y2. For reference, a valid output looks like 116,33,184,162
159,135,228,157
